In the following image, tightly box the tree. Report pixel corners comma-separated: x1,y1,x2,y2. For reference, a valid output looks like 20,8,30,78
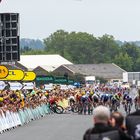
121,43,140,71
134,58,140,71
44,30,97,64
20,46,32,54
65,31,96,63
44,30,68,57
43,29,140,71
95,34,120,63
114,53,133,71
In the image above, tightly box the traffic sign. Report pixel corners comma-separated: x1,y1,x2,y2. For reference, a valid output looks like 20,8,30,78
0,69,25,81
22,71,36,81
0,65,8,79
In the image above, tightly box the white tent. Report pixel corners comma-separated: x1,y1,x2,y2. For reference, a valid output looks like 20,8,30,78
19,54,73,71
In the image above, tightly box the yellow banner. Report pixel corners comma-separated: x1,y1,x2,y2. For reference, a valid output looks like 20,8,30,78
0,70,25,81
0,65,9,79
22,71,36,81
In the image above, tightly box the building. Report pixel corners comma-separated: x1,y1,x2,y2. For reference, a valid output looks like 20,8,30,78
123,72,140,84
53,63,126,81
33,66,49,76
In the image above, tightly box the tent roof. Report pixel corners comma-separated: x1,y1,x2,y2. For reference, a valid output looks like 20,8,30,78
19,54,72,70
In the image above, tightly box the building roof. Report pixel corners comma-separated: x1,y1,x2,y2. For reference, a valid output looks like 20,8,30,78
19,54,73,70
38,65,59,72
1,62,28,71
55,63,126,79
15,62,28,71
33,66,49,76
3,64,23,70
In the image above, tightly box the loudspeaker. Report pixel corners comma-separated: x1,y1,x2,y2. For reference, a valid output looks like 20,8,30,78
0,13,20,62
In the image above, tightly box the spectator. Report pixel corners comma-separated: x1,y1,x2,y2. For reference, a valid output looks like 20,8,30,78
126,110,140,140
110,112,126,131
83,105,132,140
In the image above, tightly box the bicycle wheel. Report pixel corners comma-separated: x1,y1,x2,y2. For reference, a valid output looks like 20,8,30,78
49,104,55,113
71,104,79,113
55,105,64,114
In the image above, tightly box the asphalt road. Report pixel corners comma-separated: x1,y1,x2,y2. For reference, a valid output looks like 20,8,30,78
0,114,93,140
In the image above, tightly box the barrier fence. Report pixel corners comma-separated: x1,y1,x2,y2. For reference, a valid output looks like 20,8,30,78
0,104,50,133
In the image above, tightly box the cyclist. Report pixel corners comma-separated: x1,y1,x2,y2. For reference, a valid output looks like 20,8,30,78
123,94,133,114
48,94,58,105
81,91,92,115
68,93,75,106
101,93,109,106
123,91,129,101
134,89,140,110
110,94,120,112
125,95,133,105
92,92,100,107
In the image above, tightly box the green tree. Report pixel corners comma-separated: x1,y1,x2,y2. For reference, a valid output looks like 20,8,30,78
20,46,32,54
95,34,120,63
65,31,96,63
114,53,133,71
44,30,97,64
43,29,140,71
22,49,46,55
121,43,140,71
134,58,140,71
44,30,68,57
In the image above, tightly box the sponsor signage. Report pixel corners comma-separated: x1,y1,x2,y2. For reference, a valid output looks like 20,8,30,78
36,76,74,85
44,84,53,90
0,65,8,79
22,71,36,81
9,82,23,90
0,70,25,81
36,76,54,82
36,76,54,87
23,82,35,90
0,81,6,90
54,77,67,84
68,79,74,85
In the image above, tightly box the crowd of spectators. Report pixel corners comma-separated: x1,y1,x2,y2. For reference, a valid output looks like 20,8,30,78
83,105,140,140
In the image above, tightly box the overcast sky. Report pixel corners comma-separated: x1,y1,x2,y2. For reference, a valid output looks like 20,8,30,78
0,0,140,41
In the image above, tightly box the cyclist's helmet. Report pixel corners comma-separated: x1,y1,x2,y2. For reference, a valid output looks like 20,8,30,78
126,95,130,99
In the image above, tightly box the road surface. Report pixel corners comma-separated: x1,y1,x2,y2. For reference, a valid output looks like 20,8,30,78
0,114,92,140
